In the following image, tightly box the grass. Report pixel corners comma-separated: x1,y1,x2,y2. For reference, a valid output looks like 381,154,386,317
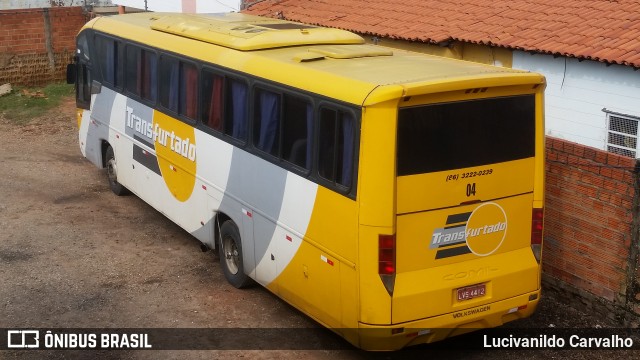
0,82,74,124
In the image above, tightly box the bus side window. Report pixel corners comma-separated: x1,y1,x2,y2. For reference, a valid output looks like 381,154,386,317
179,62,198,120
318,108,355,188
160,56,179,113
253,88,281,156
282,95,312,170
125,45,138,97
96,36,120,87
201,70,224,132
126,45,157,102
160,56,197,121
75,32,91,110
225,79,248,141
76,63,91,109
141,50,157,102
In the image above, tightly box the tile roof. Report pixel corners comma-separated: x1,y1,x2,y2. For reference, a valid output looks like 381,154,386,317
243,0,640,68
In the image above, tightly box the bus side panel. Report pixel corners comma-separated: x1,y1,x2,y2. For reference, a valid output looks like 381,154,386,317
192,129,234,249
357,102,398,325
268,186,359,330
83,91,216,245
81,90,111,168
272,241,343,329
78,108,92,163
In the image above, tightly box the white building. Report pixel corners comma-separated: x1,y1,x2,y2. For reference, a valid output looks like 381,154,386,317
513,53,640,156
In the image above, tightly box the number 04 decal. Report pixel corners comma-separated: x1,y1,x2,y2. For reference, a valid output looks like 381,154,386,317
466,183,476,197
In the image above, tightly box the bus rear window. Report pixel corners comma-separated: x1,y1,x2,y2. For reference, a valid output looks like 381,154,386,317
397,95,535,176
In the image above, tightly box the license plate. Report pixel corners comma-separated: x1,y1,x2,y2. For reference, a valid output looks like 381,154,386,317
457,283,486,301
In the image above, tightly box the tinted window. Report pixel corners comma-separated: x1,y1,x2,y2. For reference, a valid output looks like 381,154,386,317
318,108,356,187
75,32,91,110
159,57,197,120
225,79,248,141
397,95,535,176
252,89,312,169
180,62,198,120
253,88,281,156
125,46,157,102
282,95,312,170
159,56,178,112
201,70,225,132
96,36,120,87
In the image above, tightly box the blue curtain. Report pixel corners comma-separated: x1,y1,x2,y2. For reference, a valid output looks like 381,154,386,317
340,113,355,186
257,91,280,154
231,80,247,140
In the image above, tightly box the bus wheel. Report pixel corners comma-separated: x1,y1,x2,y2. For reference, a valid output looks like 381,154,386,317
105,145,129,196
219,220,251,288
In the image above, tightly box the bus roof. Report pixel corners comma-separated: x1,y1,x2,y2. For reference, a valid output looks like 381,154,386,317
149,12,365,50
86,12,544,106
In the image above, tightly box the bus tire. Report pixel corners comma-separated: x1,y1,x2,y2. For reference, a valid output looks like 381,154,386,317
219,220,251,289
105,145,129,196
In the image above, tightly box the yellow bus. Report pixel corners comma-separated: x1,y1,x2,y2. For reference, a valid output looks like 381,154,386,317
68,12,545,350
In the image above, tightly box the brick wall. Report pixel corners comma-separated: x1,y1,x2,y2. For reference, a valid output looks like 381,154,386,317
544,136,640,321
0,7,88,86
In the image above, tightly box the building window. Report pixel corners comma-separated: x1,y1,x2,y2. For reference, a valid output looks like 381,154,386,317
605,109,640,158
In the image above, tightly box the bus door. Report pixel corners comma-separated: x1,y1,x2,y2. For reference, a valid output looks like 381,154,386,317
392,94,541,324
70,30,106,170
73,32,92,111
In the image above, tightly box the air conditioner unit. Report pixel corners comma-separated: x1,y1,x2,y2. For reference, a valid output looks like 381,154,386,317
605,110,639,158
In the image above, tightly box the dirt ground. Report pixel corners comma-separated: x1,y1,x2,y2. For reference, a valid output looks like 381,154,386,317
0,97,638,359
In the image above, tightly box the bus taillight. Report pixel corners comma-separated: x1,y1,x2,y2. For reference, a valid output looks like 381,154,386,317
531,208,543,263
379,234,396,295
379,234,396,275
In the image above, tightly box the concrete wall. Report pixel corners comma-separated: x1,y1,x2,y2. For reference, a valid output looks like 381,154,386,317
0,7,88,85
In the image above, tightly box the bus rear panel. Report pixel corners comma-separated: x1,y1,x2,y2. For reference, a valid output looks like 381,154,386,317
357,84,544,350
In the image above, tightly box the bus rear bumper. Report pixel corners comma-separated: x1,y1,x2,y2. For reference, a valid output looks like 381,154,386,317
356,289,540,351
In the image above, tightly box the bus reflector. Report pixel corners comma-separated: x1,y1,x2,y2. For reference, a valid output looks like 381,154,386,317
378,234,396,275
531,208,543,262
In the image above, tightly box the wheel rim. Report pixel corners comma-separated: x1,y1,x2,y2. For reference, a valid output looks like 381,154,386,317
107,158,118,185
223,235,240,275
